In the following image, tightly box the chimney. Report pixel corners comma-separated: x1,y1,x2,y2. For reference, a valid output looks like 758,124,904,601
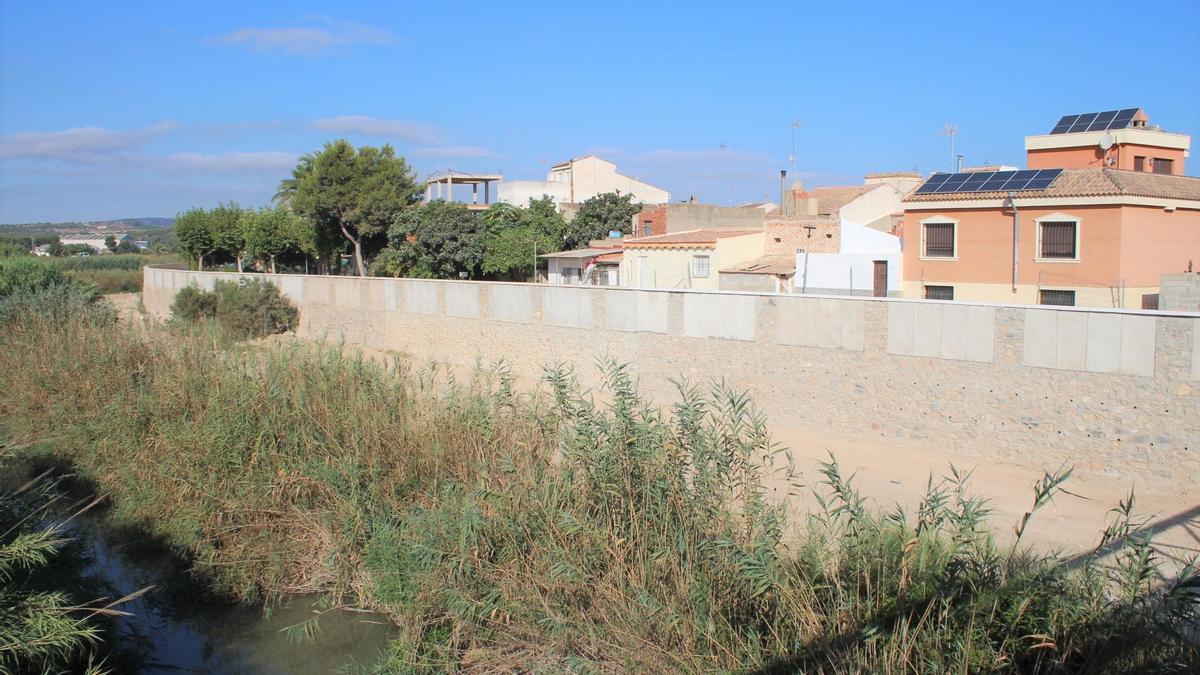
786,181,806,216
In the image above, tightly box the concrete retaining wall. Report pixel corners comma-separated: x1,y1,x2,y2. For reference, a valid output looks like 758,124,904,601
144,266,1200,486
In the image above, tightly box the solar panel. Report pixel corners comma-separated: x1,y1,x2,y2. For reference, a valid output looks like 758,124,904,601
914,169,1062,195
1049,108,1139,134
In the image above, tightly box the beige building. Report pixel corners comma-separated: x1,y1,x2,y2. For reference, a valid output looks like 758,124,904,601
498,155,670,209
621,230,763,290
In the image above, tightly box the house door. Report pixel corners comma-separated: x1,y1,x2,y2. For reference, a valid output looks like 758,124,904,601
639,256,649,287
872,261,888,297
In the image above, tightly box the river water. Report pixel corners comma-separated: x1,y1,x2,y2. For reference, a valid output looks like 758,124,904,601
48,497,396,673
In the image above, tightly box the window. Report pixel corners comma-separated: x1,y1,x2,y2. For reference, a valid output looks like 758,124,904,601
1153,158,1174,175
642,220,653,236
922,222,955,258
1134,156,1146,172
692,255,710,278
1039,220,1077,259
924,285,954,300
1039,289,1075,306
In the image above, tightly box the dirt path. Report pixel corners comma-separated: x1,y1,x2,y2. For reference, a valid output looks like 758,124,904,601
107,292,142,321
768,427,1199,562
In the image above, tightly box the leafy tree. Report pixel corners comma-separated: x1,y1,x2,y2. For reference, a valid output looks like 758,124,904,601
175,204,244,270
387,201,486,279
241,206,311,273
480,198,565,280
115,240,140,254
287,140,421,277
563,191,642,250
104,235,117,253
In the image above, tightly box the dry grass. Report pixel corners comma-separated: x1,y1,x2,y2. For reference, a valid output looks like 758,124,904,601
0,299,1196,673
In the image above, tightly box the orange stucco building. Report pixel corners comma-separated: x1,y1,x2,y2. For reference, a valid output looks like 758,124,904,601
901,110,1198,308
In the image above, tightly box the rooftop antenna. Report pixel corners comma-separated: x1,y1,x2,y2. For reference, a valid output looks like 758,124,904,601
789,120,801,165
939,124,959,172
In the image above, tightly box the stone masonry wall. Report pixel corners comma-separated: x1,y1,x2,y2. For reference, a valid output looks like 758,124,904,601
144,266,1200,488
1161,273,1200,311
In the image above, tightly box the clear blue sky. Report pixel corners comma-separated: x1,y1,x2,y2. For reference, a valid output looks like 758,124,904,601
2,0,1198,223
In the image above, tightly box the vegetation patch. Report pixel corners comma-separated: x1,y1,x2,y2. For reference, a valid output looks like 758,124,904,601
170,278,298,340
0,296,1196,672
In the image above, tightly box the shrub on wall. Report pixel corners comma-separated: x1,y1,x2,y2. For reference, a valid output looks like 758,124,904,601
171,285,218,323
171,279,298,340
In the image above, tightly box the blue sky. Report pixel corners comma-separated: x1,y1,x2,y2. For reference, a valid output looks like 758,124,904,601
2,1,1198,223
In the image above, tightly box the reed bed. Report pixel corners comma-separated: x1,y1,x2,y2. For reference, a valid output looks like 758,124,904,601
0,296,1195,673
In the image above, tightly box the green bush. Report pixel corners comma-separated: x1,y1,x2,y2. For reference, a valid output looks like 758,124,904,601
171,279,298,340
0,257,69,297
171,285,218,323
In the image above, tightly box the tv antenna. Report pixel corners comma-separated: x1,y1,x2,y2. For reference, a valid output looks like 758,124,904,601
939,124,959,172
789,120,801,165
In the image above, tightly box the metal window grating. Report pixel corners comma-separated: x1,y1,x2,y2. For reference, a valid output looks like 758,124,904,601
1039,289,1076,306
923,223,955,257
924,285,954,300
1039,221,1077,258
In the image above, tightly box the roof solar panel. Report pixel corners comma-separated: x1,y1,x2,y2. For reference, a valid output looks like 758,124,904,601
1111,108,1138,127
913,168,1062,196
1049,108,1140,134
1050,115,1078,134
1086,110,1119,131
1067,113,1099,133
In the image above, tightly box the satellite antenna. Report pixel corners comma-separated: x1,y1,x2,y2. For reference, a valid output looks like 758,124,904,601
789,120,801,165
1099,132,1115,150
939,124,959,172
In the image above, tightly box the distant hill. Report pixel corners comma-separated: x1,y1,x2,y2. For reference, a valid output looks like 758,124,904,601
0,217,174,234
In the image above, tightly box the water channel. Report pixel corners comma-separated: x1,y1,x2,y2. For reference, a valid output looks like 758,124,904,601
6,466,396,673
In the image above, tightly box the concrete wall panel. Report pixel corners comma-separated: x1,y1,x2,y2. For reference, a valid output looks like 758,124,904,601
490,285,533,323
886,302,915,355
384,280,399,311
1023,309,1058,368
543,287,593,328
605,290,669,333
404,280,438,315
278,276,304,303
1085,313,1123,373
1055,312,1088,371
445,283,480,319
682,294,756,341
964,306,996,363
1119,316,1156,377
777,297,864,351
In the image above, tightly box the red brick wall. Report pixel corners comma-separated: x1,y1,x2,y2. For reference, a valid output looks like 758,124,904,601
633,205,668,238
765,219,839,255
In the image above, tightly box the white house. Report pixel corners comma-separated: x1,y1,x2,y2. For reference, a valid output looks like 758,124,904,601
540,245,623,285
499,156,670,209
794,220,902,296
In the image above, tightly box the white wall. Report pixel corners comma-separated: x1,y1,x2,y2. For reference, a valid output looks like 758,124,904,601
499,156,670,208
498,181,570,208
795,221,902,294
838,185,905,230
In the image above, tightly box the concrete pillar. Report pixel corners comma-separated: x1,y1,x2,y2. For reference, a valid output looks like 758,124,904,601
426,184,432,202
484,181,490,204
472,183,478,205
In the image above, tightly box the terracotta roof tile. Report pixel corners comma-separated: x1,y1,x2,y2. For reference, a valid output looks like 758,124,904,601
719,254,796,275
623,229,760,248
904,168,1200,203
807,185,876,214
